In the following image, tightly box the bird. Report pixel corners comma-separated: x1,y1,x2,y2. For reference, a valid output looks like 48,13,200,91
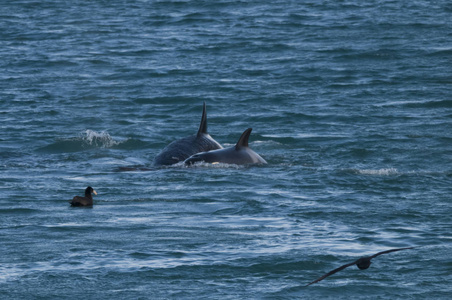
69,186,97,207
306,247,415,286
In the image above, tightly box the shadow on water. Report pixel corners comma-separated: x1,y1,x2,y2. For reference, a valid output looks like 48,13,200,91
114,165,157,172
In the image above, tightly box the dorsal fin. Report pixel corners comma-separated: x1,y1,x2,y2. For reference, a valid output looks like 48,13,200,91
197,102,208,136
235,128,252,150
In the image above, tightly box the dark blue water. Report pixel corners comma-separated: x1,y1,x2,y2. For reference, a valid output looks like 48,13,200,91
1,1,451,298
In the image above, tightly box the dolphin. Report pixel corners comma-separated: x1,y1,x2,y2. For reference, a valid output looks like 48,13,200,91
184,128,267,166
152,102,223,166
306,247,415,286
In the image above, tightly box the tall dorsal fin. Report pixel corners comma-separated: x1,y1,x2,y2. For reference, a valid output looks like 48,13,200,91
197,102,208,136
235,128,252,150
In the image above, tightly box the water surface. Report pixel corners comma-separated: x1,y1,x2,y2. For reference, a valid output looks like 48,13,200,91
1,1,451,299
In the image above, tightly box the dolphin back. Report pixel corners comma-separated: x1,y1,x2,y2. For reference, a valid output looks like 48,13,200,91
185,128,267,166
153,134,222,166
152,102,222,166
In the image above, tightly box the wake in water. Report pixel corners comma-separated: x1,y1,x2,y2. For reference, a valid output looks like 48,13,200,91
114,161,244,172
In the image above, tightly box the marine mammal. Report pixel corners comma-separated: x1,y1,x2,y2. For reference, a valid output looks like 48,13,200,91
184,128,267,166
153,102,223,166
69,186,97,207
306,247,415,286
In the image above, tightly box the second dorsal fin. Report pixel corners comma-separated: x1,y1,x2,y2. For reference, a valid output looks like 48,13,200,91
235,128,252,150
197,102,208,136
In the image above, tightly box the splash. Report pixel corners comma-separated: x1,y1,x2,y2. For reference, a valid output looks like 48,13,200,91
37,130,121,153
80,130,118,148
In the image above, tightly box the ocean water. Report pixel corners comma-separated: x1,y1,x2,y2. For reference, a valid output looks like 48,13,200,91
1,0,451,299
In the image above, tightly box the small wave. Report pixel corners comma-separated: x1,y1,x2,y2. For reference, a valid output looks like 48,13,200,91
347,168,450,177
37,130,120,153
376,99,452,109
0,208,40,215
354,168,399,176
407,99,452,109
427,47,452,57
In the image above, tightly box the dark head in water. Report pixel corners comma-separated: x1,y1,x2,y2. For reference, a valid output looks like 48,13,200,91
306,247,415,286
152,102,223,166
69,186,97,207
185,128,267,166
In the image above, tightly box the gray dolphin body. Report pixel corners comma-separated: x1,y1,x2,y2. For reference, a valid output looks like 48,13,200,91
184,128,267,166
153,103,223,166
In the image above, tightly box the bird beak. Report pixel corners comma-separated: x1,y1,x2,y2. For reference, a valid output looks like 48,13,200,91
93,190,97,195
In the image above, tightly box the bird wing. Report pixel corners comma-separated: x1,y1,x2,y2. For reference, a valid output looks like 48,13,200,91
306,259,360,286
306,247,415,286
70,196,91,206
369,247,414,259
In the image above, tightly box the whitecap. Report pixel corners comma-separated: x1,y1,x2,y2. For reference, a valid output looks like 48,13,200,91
357,168,399,176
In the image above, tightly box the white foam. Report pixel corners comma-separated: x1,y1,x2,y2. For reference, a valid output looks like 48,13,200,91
357,168,398,176
183,161,243,169
80,129,119,148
